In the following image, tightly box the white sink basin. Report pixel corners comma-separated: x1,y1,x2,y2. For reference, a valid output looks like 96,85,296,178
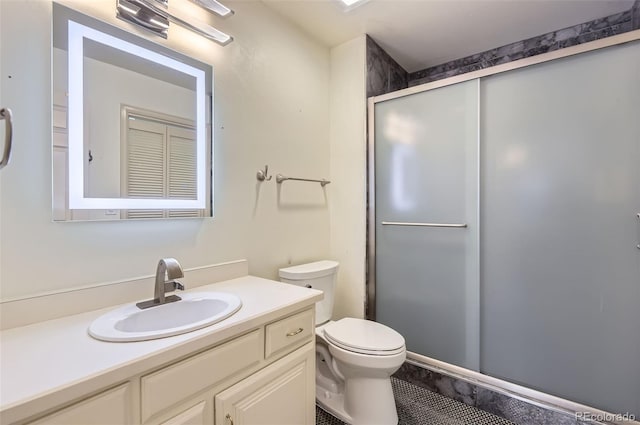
89,292,242,342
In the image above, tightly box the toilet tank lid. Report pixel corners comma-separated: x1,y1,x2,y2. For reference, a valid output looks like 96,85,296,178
279,260,339,280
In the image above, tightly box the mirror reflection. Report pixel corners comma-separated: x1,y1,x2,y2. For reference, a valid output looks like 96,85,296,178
52,3,212,221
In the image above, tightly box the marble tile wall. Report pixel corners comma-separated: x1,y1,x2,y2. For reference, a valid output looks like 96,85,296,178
408,6,638,87
393,362,598,425
366,35,408,97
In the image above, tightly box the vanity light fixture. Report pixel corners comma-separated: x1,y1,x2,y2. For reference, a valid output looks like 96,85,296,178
337,0,370,11
117,0,169,38
187,0,234,18
116,0,233,46
149,17,170,30
117,1,141,16
162,0,233,45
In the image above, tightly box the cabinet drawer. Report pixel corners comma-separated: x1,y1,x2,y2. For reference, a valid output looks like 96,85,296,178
265,308,313,359
141,329,262,422
28,383,132,425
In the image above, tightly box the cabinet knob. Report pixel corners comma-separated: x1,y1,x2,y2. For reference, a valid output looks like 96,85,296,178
226,413,234,425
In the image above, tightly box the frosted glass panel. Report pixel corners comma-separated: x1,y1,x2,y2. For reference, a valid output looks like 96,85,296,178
481,41,640,416
375,80,479,369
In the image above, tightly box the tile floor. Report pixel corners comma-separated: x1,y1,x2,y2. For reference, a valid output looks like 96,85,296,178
316,377,517,425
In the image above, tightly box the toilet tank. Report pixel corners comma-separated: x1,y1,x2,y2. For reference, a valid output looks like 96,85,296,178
279,260,339,326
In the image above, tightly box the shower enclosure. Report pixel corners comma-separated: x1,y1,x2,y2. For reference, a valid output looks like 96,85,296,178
369,36,640,417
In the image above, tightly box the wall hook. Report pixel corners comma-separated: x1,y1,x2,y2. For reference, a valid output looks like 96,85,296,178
256,165,272,182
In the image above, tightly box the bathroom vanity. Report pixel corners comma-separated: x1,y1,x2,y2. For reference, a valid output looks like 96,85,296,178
0,277,321,425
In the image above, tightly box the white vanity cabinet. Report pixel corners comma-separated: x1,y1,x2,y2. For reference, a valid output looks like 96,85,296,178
21,306,315,425
0,277,323,425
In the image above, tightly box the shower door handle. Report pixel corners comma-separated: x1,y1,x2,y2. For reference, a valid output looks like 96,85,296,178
0,108,13,170
381,221,468,228
636,213,640,250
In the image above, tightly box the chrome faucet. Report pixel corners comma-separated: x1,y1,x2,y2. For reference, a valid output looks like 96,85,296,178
137,258,185,309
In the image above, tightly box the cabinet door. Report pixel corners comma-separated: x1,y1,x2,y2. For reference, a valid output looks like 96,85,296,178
215,342,314,425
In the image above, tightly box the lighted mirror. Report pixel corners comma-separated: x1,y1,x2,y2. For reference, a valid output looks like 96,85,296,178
52,3,212,221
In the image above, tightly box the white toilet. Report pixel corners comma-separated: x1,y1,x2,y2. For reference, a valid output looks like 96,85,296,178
279,261,406,425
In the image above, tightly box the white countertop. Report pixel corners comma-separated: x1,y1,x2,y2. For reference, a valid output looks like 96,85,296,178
0,276,322,423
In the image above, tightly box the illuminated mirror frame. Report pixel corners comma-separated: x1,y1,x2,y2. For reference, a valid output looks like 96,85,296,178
67,20,207,210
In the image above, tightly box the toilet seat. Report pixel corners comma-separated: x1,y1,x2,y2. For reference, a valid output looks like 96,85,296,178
323,318,405,356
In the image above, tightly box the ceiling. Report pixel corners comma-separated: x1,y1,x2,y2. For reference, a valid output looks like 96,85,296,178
260,0,634,73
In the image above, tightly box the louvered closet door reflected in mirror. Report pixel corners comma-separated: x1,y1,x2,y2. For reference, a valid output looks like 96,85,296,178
374,79,480,371
123,112,202,219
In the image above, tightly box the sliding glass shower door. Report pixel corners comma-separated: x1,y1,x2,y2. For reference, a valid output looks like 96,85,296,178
372,39,640,416
479,41,640,415
374,80,480,370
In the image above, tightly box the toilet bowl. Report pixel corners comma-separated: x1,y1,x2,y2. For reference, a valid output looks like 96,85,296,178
279,261,406,425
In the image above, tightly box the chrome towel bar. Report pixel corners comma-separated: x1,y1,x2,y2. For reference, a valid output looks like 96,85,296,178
0,107,13,170
276,173,330,187
381,221,467,228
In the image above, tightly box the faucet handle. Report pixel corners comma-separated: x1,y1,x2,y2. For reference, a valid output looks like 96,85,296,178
164,280,185,293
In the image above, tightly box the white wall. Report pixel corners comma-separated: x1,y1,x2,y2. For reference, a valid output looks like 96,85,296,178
329,37,367,320
0,0,331,301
